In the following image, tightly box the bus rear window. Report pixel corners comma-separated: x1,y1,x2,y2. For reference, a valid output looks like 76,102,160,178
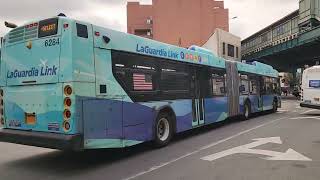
38,18,58,38
76,23,88,38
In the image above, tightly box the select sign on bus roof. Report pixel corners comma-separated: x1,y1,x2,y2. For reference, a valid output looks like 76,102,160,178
0,0,320,179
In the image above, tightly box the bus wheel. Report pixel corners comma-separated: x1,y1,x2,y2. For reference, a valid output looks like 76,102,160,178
243,102,251,120
272,100,278,112
153,112,173,147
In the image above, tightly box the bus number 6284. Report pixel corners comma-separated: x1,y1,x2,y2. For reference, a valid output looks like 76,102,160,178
45,38,60,47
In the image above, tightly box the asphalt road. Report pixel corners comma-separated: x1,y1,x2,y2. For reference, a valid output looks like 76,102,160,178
1,99,320,180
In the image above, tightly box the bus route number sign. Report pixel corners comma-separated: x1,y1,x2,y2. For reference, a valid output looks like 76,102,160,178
38,18,58,38
41,24,56,33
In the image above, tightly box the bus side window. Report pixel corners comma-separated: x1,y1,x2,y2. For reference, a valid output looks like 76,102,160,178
240,74,249,95
76,23,88,38
249,75,258,95
160,62,190,99
264,77,274,95
272,78,280,94
211,69,226,97
260,76,266,95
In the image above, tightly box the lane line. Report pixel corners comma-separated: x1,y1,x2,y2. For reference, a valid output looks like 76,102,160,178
300,109,319,115
123,116,289,180
290,117,320,120
277,109,288,112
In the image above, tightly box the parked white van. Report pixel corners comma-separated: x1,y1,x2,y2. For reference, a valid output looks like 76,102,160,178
301,66,320,109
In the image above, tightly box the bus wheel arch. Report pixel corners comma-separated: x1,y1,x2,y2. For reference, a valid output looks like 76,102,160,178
153,107,176,147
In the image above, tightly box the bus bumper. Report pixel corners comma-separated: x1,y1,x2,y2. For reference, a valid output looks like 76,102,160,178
300,102,320,109
0,129,82,151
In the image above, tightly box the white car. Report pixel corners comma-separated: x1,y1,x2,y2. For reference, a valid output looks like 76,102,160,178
301,66,320,109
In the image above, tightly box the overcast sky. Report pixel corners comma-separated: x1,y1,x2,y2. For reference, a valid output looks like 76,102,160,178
0,0,298,39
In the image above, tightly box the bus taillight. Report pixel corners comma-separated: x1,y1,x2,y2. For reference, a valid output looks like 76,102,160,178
63,121,71,132
63,23,69,29
63,109,71,119
64,97,72,107
64,85,72,96
0,89,4,125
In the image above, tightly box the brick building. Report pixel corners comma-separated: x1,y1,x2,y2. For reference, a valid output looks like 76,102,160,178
127,0,229,47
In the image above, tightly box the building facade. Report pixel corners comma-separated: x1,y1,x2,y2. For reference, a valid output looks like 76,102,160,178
127,0,229,47
203,28,241,61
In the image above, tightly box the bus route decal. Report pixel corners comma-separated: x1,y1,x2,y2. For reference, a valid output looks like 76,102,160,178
136,44,202,63
7,65,58,79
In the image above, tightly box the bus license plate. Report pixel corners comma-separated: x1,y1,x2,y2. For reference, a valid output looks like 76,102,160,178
25,113,36,125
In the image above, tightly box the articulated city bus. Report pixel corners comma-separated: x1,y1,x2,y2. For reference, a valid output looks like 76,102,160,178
300,66,320,109
0,16,281,150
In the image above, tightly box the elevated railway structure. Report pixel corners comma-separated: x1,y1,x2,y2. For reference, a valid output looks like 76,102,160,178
242,0,320,72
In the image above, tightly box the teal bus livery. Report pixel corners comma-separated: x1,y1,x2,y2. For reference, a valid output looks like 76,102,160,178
0,16,281,150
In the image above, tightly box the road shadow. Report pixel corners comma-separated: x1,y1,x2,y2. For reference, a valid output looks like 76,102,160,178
4,142,156,177
304,113,320,117
3,114,264,177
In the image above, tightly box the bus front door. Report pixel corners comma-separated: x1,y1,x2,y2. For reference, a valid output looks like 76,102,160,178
192,68,205,127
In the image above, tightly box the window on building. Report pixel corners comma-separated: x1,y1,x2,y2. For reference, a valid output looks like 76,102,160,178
228,44,235,57
134,29,151,36
236,47,239,58
222,42,226,55
261,33,268,43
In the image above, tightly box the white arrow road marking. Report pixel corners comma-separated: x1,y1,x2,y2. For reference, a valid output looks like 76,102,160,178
123,117,288,180
300,109,318,115
263,149,312,161
277,109,288,112
201,137,312,162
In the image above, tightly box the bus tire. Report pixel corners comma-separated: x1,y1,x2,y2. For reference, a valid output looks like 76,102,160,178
272,100,278,113
243,101,251,120
153,112,173,147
